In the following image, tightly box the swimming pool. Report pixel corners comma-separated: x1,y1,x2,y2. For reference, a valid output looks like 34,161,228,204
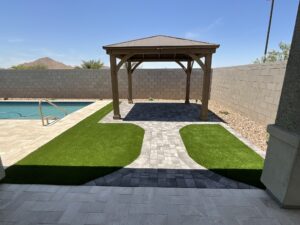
0,101,93,119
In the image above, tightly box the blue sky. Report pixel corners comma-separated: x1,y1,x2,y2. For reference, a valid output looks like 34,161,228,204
0,0,298,68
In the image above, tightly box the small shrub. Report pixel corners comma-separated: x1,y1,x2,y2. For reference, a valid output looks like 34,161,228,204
79,60,104,69
11,64,48,70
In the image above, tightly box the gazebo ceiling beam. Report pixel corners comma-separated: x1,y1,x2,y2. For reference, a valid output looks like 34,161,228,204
116,53,205,62
128,58,191,62
107,48,215,55
188,54,205,71
131,61,143,73
191,60,194,70
175,61,188,73
116,54,134,72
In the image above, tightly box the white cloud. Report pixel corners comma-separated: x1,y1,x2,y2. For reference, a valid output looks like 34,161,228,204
184,32,199,39
7,38,24,43
184,17,224,39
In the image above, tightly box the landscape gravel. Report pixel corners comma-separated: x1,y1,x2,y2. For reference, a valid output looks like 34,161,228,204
208,100,268,151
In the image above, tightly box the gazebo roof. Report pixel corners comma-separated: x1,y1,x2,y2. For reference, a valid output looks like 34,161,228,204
103,35,219,49
103,35,219,62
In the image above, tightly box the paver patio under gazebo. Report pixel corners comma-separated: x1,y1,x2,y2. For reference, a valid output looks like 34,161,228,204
103,35,219,120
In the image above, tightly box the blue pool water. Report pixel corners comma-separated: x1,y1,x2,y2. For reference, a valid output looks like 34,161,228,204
0,101,93,119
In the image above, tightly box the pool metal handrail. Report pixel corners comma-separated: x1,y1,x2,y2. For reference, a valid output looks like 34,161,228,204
38,99,69,126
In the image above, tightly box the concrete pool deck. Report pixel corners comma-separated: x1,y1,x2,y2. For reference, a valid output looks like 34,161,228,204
0,100,111,167
0,184,299,225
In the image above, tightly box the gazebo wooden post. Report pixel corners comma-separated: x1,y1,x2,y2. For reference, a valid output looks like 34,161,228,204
185,60,193,104
201,54,212,120
126,61,133,104
110,55,121,119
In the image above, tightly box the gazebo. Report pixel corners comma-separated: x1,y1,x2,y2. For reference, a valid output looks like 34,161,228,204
103,35,219,120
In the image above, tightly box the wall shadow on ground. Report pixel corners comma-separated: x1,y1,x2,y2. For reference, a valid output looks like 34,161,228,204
1,165,264,189
1,165,121,185
123,103,224,122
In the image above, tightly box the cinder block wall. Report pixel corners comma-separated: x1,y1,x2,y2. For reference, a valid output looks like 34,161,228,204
210,62,287,125
0,62,287,126
0,69,203,100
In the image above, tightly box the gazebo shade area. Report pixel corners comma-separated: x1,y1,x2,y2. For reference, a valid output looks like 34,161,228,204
103,35,219,120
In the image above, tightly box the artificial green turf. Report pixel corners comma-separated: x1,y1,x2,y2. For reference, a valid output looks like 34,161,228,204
2,102,144,185
180,124,265,188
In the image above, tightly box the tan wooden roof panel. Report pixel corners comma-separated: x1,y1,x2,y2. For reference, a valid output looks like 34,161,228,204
103,35,219,49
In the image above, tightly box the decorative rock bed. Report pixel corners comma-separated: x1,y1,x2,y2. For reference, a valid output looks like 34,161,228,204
208,100,268,151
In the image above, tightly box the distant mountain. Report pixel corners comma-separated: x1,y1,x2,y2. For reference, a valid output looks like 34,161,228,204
18,57,73,69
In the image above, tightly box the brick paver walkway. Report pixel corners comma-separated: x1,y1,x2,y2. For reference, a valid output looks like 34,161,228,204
87,102,262,189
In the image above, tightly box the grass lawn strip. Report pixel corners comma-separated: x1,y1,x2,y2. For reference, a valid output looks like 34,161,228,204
2,102,144,185
180,124,264,188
